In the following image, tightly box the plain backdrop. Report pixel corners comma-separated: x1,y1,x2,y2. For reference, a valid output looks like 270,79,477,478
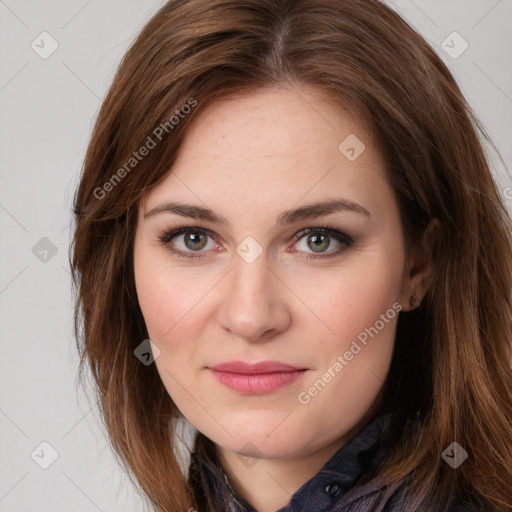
1,1,511,510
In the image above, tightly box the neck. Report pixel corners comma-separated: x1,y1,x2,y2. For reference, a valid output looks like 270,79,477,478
215,418,370,512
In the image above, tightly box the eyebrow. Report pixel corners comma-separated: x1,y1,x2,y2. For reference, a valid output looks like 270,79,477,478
144,198,371,226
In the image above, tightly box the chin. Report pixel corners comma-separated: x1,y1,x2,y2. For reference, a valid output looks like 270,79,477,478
204,416,311,459
224,434,299,460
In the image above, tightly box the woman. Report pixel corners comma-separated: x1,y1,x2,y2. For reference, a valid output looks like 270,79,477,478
70,0,512,510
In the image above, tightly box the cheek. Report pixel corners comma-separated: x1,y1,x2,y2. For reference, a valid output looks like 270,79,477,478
133,248,222,414
289,250,402,410
291,252,403,347
134,245,213,344
133,255,207,406
135,272,178,343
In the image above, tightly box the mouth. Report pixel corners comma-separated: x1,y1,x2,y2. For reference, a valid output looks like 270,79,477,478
207,360,309,394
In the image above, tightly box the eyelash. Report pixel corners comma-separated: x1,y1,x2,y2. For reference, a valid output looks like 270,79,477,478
157,223,354,261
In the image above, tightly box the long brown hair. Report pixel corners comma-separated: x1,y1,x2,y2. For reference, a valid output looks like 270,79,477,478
70,0,512,510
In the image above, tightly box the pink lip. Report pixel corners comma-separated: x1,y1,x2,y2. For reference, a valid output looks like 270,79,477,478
208,360,308,394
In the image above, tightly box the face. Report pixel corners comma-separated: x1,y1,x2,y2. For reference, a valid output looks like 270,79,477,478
133,85,413,461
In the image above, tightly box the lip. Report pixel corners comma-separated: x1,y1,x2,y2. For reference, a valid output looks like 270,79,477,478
208,360,308,394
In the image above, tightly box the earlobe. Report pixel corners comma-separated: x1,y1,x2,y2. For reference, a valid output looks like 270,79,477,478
400,218,441,312
409,284,422,309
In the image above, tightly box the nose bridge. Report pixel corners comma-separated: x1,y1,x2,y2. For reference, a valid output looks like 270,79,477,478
233,249,270,292
217,248,290,342
230,251,274,317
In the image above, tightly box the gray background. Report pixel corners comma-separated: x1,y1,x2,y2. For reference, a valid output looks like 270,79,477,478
1,1,511,511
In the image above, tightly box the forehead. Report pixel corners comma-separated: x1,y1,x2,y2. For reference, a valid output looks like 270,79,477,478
175,86,371,170
141,86,392,222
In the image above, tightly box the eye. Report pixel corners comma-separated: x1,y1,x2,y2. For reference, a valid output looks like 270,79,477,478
158,226,219,259
292,227,353,259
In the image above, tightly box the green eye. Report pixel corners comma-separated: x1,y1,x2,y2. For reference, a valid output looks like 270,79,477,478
293,227,353,259
182,232,208,251
159,227,216,259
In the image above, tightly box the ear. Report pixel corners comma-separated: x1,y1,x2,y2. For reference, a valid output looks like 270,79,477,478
399,218,440,312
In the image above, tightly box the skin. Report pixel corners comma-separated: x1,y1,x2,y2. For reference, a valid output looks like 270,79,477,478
133,85,436,512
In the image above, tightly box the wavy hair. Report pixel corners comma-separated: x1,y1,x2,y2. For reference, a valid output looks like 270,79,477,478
70,0,512,510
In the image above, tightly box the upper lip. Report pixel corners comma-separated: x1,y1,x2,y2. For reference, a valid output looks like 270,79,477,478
208,360,306,374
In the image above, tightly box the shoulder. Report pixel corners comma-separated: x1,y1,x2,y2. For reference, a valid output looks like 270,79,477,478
347,468,487,512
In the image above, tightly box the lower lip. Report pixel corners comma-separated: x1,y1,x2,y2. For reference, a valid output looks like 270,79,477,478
209,369,307,394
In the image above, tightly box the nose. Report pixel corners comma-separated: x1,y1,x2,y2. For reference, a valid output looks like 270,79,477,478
216,251,291,343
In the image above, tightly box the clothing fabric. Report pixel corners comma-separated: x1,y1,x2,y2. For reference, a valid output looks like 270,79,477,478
188,411,477,511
